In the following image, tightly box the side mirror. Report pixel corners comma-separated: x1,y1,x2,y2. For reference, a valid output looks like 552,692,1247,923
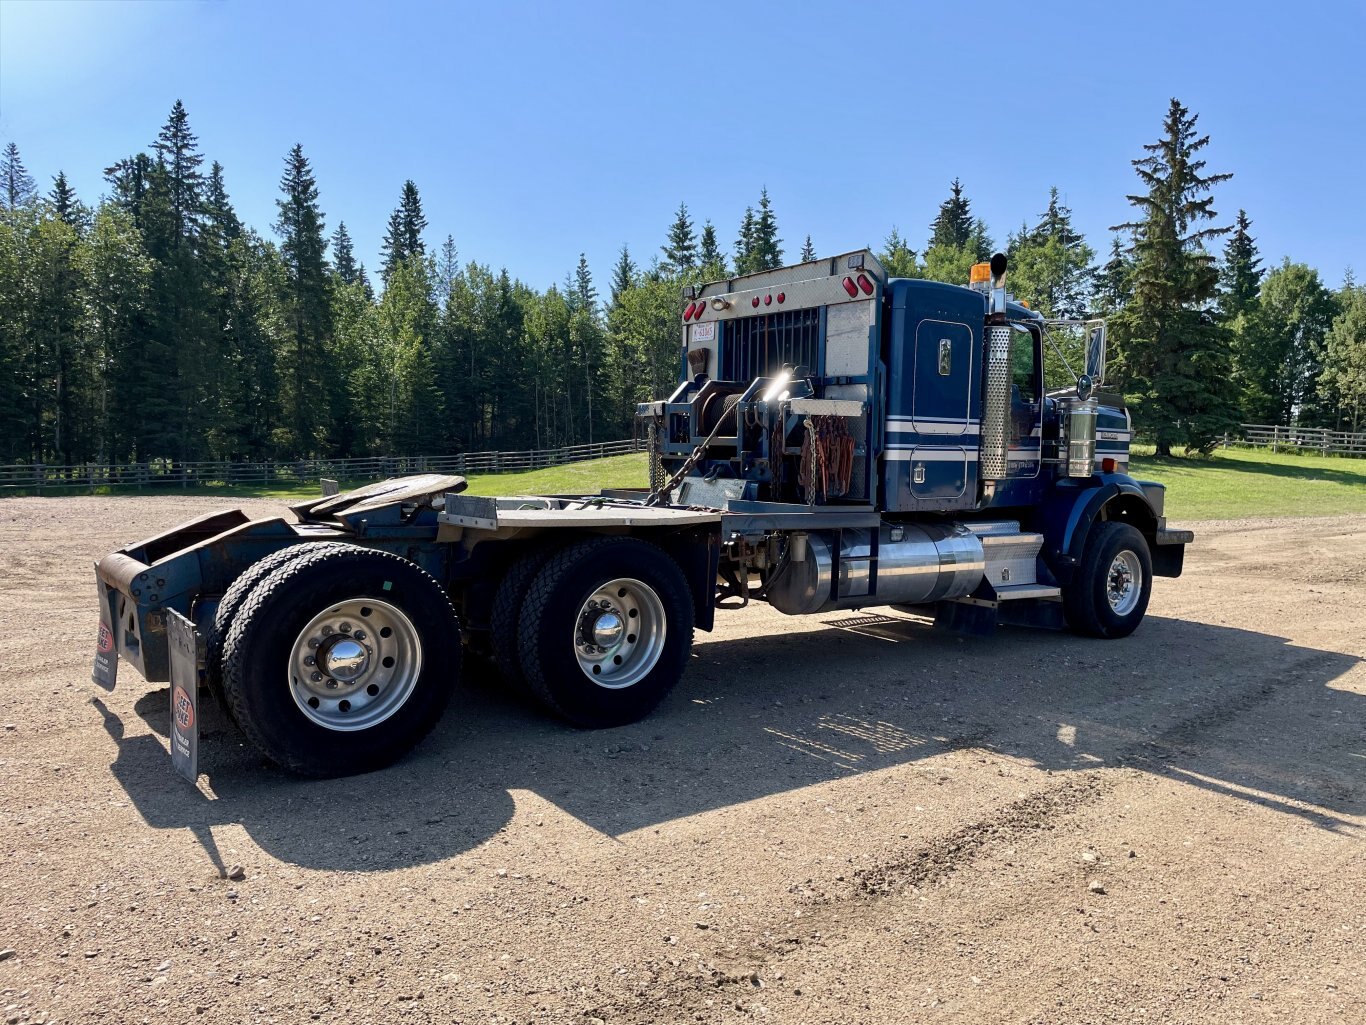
1085,322,1107,387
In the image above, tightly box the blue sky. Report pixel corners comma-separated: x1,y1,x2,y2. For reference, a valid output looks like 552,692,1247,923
1,0,1362,292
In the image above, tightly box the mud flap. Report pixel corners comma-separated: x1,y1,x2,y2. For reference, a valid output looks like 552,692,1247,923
92,569,118,691
167,610,202,785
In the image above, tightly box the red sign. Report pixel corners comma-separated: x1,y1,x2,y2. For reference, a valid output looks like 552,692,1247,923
172,685,195,733
98,623,114,653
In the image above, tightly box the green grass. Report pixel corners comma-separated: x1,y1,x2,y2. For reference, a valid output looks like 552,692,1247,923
21,446,1365,523
1131,445,1366,521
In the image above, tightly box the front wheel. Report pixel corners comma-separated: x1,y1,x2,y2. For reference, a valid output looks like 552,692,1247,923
220,545,460,776
517,538,694,728
1063,521,1153,639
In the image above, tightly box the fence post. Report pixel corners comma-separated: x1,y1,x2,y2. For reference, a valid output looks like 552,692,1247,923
34,463,43,493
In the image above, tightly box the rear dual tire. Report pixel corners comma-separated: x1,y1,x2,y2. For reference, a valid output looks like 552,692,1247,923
220,545,459,777
514,538,694,728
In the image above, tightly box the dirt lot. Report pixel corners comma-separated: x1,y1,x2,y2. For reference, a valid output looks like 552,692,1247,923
1,497,1363,1025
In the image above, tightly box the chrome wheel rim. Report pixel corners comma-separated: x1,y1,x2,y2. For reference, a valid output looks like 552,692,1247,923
289,598,422,731
1106,551,1143,616
572,578,666,689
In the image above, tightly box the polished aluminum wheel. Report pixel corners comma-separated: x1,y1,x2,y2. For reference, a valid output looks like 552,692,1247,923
571,578,666,689
288,598,422,731
1106,550,1143,616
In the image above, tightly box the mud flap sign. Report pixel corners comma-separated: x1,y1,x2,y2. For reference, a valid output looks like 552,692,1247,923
167,610,202,785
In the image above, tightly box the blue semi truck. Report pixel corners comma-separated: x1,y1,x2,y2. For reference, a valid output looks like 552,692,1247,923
92,251,1191,777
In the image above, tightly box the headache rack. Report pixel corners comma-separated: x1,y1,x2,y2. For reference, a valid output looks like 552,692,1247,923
718,305,822,381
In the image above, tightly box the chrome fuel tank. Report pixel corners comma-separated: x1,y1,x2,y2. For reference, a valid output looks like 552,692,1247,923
766,523,985,616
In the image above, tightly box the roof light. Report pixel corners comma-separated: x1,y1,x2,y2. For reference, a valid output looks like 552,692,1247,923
969,263,991,285
764,294,773,306
841,276,858,297
776,292,785,304
856,274,874,295
751,296,761,308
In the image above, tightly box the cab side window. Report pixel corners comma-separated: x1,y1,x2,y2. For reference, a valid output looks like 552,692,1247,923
1010,326,1038,404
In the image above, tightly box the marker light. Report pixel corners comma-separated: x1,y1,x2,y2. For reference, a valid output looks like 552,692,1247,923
969,262,991,285
1101,457,1117,473
841,276,858,297
764,294,773,306
752,296,761,308
856,274,874,295
776,292,785,304
682,302,696,321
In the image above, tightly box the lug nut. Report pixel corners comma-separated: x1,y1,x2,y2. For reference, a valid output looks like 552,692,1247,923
326,679,338,689
308,637,320,649
353,631,366,641
304,656,316,666
321,625,333,635
339,623,352,633
310,671,322,682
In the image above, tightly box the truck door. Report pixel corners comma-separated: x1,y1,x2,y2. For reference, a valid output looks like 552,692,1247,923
908,320,974,499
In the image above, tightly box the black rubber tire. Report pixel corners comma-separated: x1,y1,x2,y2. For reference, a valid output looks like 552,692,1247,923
1063,521,1153,639
517,537,694,728
205,542,349,707
220,545,460,776
489,549,555,690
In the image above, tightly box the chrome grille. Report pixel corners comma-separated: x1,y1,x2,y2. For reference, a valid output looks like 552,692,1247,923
719,308,821,382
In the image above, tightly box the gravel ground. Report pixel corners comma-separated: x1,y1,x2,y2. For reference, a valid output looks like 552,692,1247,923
0,497,1362,1025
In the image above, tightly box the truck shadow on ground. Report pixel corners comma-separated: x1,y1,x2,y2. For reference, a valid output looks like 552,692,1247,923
96,611,1364,873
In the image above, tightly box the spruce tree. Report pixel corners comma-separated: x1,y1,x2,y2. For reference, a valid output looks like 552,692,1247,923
1005,187,1094,319
1094,235,1133,315
1,141,36,208
879,227,920,278
752,188,783,269
734,207,757,274
437,235,459,302
609,244,636,305
380,208,406,282
49,172,81,227
928,178,973,250
574,253,597,313
332,221,359,284
800,234,815,263
380,180,427,282
204,161,241,241
152,100,204,241
699,221,725,274
661,202,697,274
398,180,426,255
275,143,334,454
1218,209,1262,320
1111,98,1236,455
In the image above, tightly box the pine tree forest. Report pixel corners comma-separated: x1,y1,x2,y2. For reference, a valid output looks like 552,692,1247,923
2,99,1364,469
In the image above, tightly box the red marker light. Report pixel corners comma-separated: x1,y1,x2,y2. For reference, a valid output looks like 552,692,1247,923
857,274,874,295
842,276,858,297
764,294,773,306
682,302,696,321
1101,457,1117,473
777,292,785,304
751,296,761,308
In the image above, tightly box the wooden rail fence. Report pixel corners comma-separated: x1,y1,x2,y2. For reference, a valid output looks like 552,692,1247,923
1228,424,1366,457
0,438,642,493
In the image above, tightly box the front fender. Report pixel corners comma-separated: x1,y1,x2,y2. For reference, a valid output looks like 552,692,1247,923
1035,473,1160,585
